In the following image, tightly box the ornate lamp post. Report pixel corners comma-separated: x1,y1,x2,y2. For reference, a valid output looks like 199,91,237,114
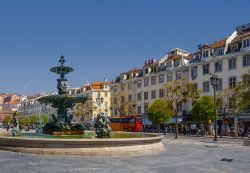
210,74,219,141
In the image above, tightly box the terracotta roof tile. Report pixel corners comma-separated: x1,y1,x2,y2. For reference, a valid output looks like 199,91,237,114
209,38,227,48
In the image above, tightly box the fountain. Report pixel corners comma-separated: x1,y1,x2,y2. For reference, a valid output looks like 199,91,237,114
37,55,87,135
0,55,164,156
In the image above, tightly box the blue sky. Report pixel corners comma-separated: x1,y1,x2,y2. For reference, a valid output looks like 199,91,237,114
1,0,250,95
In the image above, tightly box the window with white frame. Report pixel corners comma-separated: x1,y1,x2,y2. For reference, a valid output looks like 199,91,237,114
159,89,164,98
229,77,237,88
217,48,224,56
137,93,142,101
121,84,125,91
176,71,181,80
243,55,250,67
151,90,156,99
159,75,164,84
128,82,132,90
137,106,142,114
137,80,142,88
243,39,250,48
128,94,132,102
216,78,223,91
202,64,210,75
203,81,210,92
166,61,172,68
151,77,156,85
167,73,172,82
203,50,209,58
144,91,149,100
215,61,223,72
191,66,198,79
229,58,237,70
114,97,117,104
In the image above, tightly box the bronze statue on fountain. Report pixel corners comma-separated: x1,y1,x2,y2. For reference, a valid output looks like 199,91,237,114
37,55,87,135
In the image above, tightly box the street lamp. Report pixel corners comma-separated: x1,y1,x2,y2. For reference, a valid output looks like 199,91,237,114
210,74,219,141
140,91,145,132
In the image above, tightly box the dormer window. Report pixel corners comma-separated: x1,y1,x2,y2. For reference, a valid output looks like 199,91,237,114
217,48,224,56
203,50,209,58
174,60,180,67
166,61,172,68
145,68,149,74
231,44,238,53
243,39,250,48
195,54,201,62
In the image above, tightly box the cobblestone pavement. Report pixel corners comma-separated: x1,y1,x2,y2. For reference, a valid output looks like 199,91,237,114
0,135,249,173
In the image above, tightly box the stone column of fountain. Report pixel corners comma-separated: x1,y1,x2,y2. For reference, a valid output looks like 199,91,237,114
37,55,87,135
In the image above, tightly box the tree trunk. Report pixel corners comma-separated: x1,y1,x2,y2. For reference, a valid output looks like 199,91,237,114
175,113,178,139
234,115,238,137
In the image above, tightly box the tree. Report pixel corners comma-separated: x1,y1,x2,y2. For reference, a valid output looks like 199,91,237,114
41,114,49,124
30,114,39,126
191,96,215,130
18,116,31,127
148,99,173,125
113,92,135,116
2,116,12,125
164,80,199,139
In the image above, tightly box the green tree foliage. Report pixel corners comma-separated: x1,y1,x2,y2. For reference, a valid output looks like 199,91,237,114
191,96,215,125
148,99,173,125
2,116,12,125
30,114,39,125
41,114,49,124
19,116,31,127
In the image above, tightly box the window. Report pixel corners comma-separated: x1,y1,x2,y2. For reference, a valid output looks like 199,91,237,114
151,77,156,85
202,64,210,75
137,93,142,101
203,50,209,58
105,92,108,97
217,48,224,56
137,106,142,114
144,92,149,100
121,96,125,103
159,89,164,98
137,80,142,88
216,78,223,91
167,73,172,82
231,44,238,53
229,58,237,70
191,67,198,79
128,94,132,102
243,56,250,67
128,82,132,90
176,71,181,80
114,108,118,115
114,97,117,104
166,61,172,67
105,102,108,108
121,84,125,91
215,61,223,72
229,77,236,88
243,39,250,48
151,90,156,99
114,86,117,92
203,81,210,92
174,60,180,67
144,104,148,114
159,75,164,84
144,78,149,87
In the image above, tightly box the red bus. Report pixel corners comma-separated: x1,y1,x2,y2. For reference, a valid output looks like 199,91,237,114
109,116,143,132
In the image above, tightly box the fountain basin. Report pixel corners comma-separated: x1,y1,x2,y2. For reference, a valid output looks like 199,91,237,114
0,132,164,156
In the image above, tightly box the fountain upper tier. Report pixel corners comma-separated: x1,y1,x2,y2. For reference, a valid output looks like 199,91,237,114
50,55,74,75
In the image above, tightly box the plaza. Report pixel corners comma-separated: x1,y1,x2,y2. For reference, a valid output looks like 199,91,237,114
0,135,249,173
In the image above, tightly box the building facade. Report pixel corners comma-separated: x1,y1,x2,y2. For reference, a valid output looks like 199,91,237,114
110,23,250,126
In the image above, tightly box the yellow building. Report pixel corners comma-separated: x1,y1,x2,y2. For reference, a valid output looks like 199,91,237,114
74,82,111,125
